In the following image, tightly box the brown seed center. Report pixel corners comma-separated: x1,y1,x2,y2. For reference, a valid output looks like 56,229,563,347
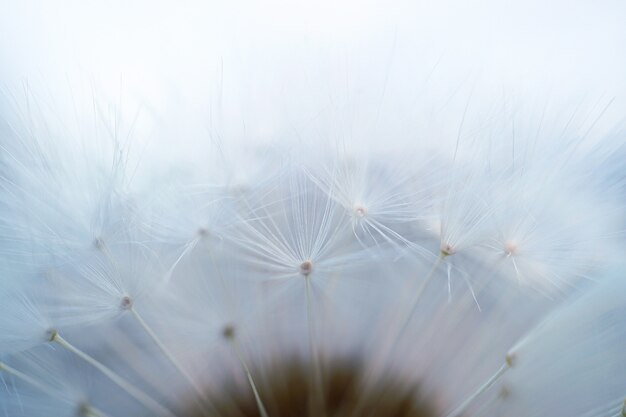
182,356,438,417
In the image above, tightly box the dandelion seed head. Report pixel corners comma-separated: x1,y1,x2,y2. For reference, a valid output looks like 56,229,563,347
2,2,626,416
1,88,625,417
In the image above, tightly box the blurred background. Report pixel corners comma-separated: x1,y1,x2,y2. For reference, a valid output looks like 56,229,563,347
1,0,625,143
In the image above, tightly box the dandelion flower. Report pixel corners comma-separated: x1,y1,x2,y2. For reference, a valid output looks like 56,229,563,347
1,1,626,417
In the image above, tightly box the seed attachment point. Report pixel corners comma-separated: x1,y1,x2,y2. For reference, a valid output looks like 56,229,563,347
353,204,368,218
46,329,58,342
77,402,91,417
504,240,518,257
300,260,314,276
498,386,510,399
222,324,236,340
93,237,105,250
505,352,516,368
440,244,455,257
120,296,134,310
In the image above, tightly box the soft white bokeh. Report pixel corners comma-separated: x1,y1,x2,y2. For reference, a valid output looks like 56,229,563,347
2,0,625,133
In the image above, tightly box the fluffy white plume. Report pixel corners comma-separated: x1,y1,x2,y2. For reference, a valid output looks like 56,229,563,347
1,1,626,417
